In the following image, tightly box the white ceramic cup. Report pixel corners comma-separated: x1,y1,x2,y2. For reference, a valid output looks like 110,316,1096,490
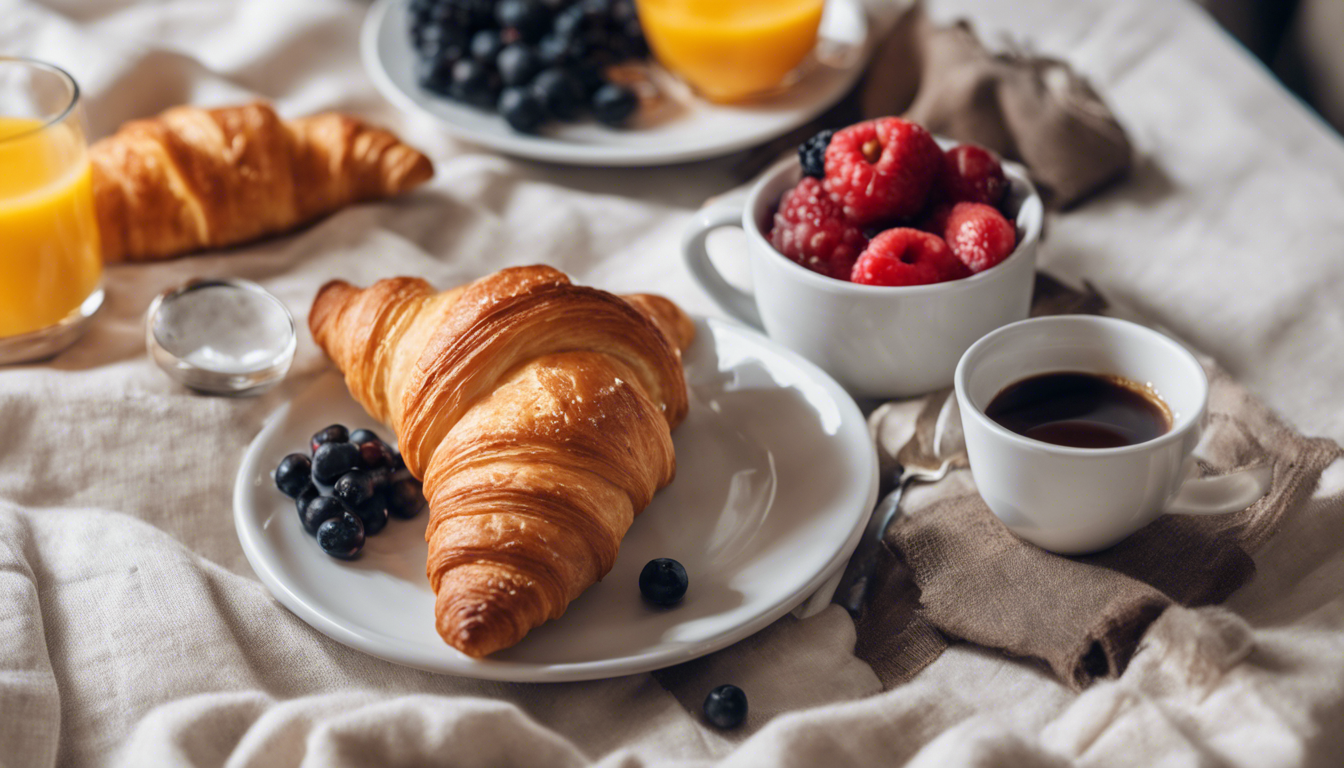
682,155,1043,398
954,315,1271,554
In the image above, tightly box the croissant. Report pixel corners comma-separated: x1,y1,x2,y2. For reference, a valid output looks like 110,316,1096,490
310,266,695,657
90,101,433,263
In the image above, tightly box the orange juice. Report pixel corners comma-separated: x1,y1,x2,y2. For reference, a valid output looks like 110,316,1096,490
636,0,824,103
0,116,102,338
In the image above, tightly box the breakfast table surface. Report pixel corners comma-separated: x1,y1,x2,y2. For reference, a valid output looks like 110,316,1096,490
3,0,1344,766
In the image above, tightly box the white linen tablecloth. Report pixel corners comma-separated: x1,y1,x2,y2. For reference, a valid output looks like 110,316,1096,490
2,0,1343,765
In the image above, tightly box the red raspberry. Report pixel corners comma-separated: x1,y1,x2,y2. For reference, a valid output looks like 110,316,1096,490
942,202,1017,273
823,118,942,226
769,177,868,280
939,145,1008,206
851,229,969,286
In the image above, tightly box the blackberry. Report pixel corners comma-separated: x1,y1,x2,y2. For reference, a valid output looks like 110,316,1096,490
798,129,833,179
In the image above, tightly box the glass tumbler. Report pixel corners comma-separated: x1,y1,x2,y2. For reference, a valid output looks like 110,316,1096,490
0,57,103,364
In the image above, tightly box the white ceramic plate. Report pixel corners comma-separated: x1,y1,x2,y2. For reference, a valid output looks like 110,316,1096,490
234,317,877,682
360,0,870,166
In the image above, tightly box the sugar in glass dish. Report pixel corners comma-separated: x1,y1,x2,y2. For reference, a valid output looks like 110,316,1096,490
0,57,104,364
146,279,296,396
635,0,825,103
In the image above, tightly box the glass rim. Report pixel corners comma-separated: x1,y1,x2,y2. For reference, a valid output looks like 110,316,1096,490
0,56,81,146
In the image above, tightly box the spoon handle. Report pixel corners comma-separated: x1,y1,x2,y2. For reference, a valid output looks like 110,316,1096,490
835,475,910,617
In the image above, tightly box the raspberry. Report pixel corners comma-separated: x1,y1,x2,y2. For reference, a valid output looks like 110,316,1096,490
769,177,868,280
850,228,969,286
823,118,942,226
940,145,1008,206
798,129,833,179
942,202,1017,273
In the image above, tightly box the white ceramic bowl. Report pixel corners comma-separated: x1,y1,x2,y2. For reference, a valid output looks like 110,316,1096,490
684,150,1042,399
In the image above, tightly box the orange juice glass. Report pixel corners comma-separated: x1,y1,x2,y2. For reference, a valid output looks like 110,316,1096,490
0,57,103,364
635,0,825,103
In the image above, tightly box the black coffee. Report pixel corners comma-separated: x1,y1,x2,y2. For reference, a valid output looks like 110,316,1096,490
984,371,1171,449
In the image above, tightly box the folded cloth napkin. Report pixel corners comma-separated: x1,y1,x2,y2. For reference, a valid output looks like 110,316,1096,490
737,3,1133,209
853,275,1344,689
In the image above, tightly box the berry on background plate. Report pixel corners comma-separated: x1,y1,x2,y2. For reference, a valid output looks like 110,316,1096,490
941,202,1017,273
823,117,942,225
406,0,649,133
770,177,868,280
850,228,969,287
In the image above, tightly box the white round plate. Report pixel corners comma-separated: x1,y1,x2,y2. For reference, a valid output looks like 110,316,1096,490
235,317,877,682
361,0,870,166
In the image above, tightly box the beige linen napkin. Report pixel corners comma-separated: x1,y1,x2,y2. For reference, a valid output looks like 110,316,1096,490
853,276,1344,689
739,3,1133,209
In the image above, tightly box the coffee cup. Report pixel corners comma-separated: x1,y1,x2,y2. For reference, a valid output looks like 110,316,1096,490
954,315,1271,554
682,153,1042,399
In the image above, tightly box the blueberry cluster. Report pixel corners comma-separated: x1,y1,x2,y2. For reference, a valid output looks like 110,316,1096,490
274,424,429,560
408,0,646,133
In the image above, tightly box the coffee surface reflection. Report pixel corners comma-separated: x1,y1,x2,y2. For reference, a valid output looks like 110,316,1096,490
985,371,1171,449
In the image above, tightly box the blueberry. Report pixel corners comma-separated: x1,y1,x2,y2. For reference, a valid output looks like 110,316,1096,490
497,44,542,87
470,28,503,62
414,24,468,64
499,86,547,133
312,442,361,484
275,453,312,498
496,0,551,43
639,558,687,606
353,497,390,536
317,511,365,559
301,494,347,535
537,34,572,67
368,467,394,496
310,424,349,453
553,5,585,37
349,428,381,446
357,440,394,471
703,685,747,729
571,61,605,97
451,58,500,108
532,68,585,121
580,0,613,18
391,450,407,470
334,470,376,508
416,56,455,96
295,484,320,526
388,478,429,520
591,83,637,126
798,129,833,179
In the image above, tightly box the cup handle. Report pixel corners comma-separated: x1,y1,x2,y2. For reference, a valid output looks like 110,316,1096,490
682,204,763,329
1164,465,1272,516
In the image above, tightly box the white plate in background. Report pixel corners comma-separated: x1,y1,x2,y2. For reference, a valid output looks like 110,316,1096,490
234,317,877,682
361,0,870,166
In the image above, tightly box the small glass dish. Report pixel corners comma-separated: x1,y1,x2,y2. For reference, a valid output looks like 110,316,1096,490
146,278,296,396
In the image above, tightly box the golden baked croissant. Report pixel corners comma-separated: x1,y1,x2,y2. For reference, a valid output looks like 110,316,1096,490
90,101,433,263
310,266,694,657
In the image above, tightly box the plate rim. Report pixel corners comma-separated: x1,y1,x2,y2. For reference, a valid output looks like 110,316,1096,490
234,315,879,682
359,0,870,167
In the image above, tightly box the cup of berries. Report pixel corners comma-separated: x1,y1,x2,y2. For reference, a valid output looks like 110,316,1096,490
683,116,1042,398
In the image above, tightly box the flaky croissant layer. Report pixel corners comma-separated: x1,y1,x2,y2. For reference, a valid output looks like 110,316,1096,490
310,266,694,657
